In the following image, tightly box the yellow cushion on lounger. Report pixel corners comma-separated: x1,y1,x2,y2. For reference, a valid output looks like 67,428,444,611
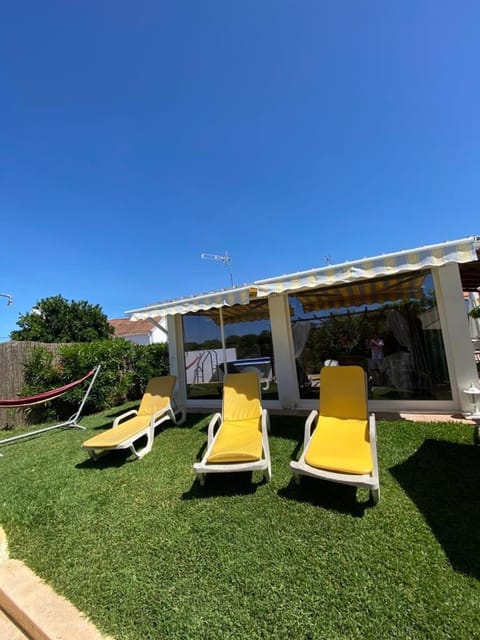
304,416,373,475
207,418,263,463
320,367,367,421
222,375,262,422
82,415,152,450
137,376,176,415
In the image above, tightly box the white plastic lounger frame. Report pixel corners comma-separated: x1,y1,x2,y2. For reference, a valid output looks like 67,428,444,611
82,376,186,460
290,366,380,504
193,410,271,485
0,365,101,451
290,411,380,503
193,372,271,486
85,405,177,460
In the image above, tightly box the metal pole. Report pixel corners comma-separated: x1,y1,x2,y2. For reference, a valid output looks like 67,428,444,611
0,365,101,450
0,294,13,306
219,307,228,376
68,364,101,426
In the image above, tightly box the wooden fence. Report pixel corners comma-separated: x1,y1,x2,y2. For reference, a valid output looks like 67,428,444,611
0,341,63,430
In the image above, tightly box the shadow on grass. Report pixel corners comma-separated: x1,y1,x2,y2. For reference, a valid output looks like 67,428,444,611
75,447,134,469
390,439,480,579
269,415,305,442
182,472,265,500
278,476,371,517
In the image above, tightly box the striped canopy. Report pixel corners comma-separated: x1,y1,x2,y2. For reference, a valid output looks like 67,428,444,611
127,286,255,321
187,298,271,324
295,272,427,312
125,237,479,321
255,238,478,298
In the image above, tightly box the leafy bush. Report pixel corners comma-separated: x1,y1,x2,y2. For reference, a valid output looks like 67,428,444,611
22,340,169,424
11,295,114,342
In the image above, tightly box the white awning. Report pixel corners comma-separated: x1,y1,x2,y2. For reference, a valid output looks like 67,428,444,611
126,286,254,320
254,237,479,297
125,237,479,321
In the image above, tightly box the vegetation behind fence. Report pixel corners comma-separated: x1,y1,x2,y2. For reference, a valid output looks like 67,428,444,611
0,341,63,429
0,340,169,430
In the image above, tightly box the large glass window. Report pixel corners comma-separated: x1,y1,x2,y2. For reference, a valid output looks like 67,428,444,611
290,271,452,401
183,304,278,400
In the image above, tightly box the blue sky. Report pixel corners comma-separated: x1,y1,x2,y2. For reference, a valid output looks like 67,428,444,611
0,1,479,340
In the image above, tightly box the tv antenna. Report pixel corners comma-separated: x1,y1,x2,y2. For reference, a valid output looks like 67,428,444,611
201,251,235,287
0,293,13,306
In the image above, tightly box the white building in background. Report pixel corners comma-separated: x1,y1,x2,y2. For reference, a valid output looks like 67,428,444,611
125,237,480,417
109,316,167,346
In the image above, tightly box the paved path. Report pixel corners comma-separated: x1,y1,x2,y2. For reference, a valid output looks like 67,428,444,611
0,528,113,640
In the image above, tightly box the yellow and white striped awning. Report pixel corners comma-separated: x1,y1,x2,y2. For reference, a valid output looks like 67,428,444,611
125,237,479,320
254,237,479,297
296,272,427,312
126,286,255,320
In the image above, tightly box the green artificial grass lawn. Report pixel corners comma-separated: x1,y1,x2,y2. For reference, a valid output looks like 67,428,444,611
0,407,479,640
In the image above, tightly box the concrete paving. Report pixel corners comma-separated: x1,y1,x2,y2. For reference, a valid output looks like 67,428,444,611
0,528,113,640
0,608,29,640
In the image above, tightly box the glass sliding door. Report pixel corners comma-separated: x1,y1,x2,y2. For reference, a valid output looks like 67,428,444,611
289,271,452,401
182,303,278,400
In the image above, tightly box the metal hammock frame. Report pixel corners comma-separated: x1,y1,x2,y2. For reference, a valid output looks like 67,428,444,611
0,365,101,450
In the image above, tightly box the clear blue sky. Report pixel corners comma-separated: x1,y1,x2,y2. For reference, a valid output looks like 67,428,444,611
1,1,478,340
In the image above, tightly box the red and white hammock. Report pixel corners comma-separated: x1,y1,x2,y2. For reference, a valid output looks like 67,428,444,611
0,365,101,450
0,369,96,408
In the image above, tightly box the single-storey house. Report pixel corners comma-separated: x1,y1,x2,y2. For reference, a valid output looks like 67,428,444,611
109,316,167,346
125,236,480,417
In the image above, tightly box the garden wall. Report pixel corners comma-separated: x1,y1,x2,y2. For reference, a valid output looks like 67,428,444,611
0,341,64,430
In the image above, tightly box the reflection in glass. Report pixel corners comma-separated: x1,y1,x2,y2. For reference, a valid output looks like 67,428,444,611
289,271,452,401
182,306,277,400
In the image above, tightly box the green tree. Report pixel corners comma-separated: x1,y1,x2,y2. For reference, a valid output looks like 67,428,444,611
10,295,114,343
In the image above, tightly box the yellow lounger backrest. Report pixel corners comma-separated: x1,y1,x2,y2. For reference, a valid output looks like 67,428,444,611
319,366,367,420
138,375,176,416
222,373,262,422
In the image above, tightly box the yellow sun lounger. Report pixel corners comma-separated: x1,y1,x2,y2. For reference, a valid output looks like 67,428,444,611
82,375,184,460
193,372,271,485
290,365,380,504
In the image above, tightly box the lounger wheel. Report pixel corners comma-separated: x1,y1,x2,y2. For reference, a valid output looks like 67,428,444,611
369,487,380,504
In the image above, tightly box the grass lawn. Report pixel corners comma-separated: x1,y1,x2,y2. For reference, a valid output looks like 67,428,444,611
0,407,479,640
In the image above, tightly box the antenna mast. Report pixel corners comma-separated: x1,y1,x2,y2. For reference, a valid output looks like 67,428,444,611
0,293,13,306
201,251,235,287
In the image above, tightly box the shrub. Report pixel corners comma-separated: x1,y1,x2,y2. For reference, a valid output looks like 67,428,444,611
22,340,169,424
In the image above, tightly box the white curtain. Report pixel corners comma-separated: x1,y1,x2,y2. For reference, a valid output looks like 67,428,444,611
292,321,311,359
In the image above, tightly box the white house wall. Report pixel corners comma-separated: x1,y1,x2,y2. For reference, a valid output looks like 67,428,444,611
268,293,299,409
117,325,167,346
432,262,478,414
167,315,187,415
123,334,150,346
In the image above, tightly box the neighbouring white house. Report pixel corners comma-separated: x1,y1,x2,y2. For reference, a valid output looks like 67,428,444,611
125,236,480,417
109,316,167,346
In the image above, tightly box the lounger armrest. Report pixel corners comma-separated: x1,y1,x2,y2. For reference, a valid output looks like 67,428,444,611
150,405,174,427
113,409,138,428
304,410,319,450
368,413,379,479
207,412,222,447
261,409,270,434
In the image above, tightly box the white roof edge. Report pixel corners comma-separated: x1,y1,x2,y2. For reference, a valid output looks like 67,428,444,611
254,236,479,286
124,236,479,317
125,284,253,316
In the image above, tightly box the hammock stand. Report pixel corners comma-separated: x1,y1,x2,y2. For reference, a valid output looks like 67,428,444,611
0,365,101,449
